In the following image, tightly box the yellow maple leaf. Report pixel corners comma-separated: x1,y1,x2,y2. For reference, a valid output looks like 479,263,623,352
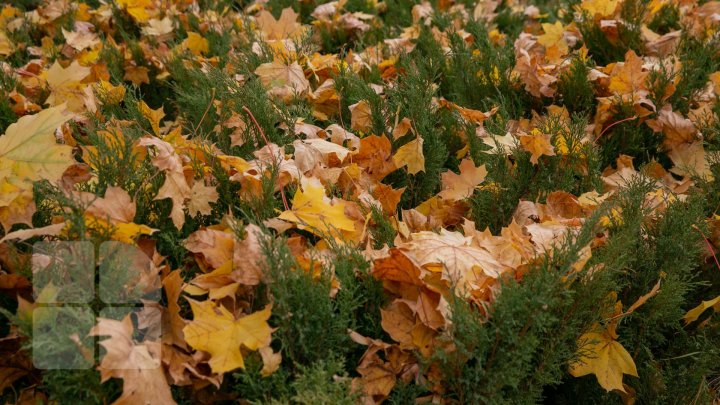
279,178,355,237
393,136,425,175
570,295,638,392
138,101,165,136
183,299,273,374
579,0,619,19
117,0,152,22
0,30,14,56
538,22,569,60
44,61,91,112
569,327,638,392
608,50,648,96
183,32,209,55
0,106,73,230
520,129,556,164
0,105,73,182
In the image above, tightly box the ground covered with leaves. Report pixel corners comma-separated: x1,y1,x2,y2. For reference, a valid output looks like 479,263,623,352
1,0,720,403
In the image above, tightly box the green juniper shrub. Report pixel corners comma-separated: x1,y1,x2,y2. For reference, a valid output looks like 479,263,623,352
334,67,388,137
471,114,602,233
442,19,531,116
546,181,720,403
557,56,596,115
259,234,353,367
386,61,449,207
435,202,616,404
647,4,681,35
280,357,357,405
596,102,662,169
369,205,397,249
668,35,720,114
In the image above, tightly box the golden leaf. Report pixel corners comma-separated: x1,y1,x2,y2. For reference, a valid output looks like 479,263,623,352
519,129,556,164
183,299,273,374
393,136,425,175
183,32,209,55
278,178,356,237
569,328,638,392
683,295,720,325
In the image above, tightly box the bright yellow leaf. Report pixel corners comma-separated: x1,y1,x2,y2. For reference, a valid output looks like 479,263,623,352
184,32,209,55
520,129,556,164
393,136,425,175
0,105,73,182
683,295,720,325
569,328,638,392
278,177,355,237
183,299,273,374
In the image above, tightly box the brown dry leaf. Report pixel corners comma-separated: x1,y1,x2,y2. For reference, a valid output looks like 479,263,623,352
439,159,487,201
124,66,150,86
0,222,66,243
89,316,176,405
86,186,137,223
646,105,698,149
62,27,100,51
184,228,235,270
187,182,219,217
259,346,282,377
372,183,405,214
349,100,373,133
392,117,413,140
372,248,425,286
355,135,396,180
139,137,191,229
255,8,303,41
381,301,416,348
255,61,310,95
667,141,712,180
401,229,506,287
513,49,557,98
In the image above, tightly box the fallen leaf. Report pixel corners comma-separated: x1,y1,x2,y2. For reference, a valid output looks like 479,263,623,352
278,177,356,236
89,316,176,405
683,295,720,324
393,136,425,175
569,328,638,392
183,299,273,374
439,159,487,200
520,129,556,164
